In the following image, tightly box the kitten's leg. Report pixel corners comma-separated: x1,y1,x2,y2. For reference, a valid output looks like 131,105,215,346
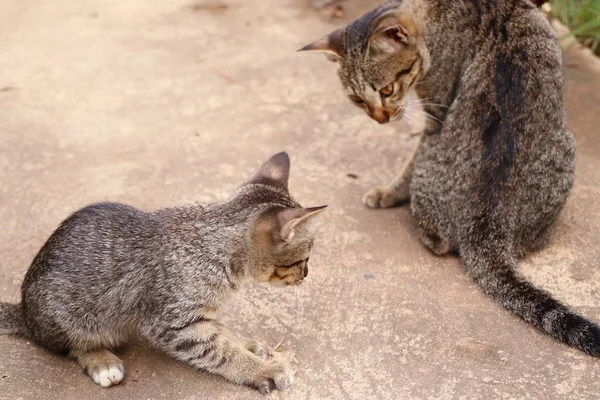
72,348,125,387
245,339,271,359
150,319,295,394
363,136,422,209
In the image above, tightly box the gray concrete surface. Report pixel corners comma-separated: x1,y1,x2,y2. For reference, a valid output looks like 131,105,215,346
1,0,599,399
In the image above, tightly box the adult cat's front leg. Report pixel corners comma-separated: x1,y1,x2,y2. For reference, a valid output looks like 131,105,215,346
363,135,422,209
148,318,296,394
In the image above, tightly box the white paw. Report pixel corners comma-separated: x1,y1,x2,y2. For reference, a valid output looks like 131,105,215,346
246,340,271,360
92,364,124,387
253,349,296,394
273,370,295,390
362,181,411,209
362,187,398,209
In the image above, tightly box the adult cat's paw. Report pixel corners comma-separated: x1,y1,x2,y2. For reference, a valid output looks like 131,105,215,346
77,348,125,388
252,349,297,395
363,185,407,209
246,340,271,360
90,363,124,387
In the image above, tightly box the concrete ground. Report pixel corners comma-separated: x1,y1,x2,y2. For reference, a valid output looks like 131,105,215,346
1,0,599,398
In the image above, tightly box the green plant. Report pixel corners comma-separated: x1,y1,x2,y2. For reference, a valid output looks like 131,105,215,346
551,0,600,55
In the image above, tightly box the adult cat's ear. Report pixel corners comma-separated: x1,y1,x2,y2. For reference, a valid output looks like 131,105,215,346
277,206,328,243
298,28,345,61
249,152,290,190
369,14,414,55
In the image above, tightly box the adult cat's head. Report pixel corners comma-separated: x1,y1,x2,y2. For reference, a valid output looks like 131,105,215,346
300,3,428,124
238,152,326,287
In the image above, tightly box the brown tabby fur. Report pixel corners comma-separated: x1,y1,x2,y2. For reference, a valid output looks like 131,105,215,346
301,0,600,356
0,152,326,393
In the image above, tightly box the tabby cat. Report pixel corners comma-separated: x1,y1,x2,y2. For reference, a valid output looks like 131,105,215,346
0,152,326,393
301,0,600,355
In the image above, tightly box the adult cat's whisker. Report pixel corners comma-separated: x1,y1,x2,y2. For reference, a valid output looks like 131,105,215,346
407,99,449,109
413,96,435,101
413,103,449,109
411,110,443,124
402,109,422,127
409,96,436,103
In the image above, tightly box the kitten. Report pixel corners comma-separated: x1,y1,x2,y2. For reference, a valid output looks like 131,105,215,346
300,0,600,355
0,152,326,393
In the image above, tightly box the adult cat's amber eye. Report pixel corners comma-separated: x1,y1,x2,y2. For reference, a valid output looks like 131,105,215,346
349,94,364,104
380,83,394,97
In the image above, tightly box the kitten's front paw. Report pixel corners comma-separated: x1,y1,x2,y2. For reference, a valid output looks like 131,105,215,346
363,186,406,209
246,340,271,360
253,349,297,394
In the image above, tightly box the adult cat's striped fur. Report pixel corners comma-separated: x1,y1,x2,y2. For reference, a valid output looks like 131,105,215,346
301,0,600,355
0,152,326,392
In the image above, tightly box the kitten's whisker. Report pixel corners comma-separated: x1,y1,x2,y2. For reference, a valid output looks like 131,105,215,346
273,336,285,351
294,285,304,321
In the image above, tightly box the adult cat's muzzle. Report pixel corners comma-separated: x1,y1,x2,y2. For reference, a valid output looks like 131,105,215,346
369,107,390,124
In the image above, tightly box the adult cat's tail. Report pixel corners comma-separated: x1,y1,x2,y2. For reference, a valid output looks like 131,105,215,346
0,302,25,336
462,244,600,356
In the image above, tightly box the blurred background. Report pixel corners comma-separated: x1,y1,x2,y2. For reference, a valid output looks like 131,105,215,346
550,0,600,56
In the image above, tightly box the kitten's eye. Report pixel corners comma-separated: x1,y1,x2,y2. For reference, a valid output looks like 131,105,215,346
349,94,365,104
379,83,394,97
279,259,307,269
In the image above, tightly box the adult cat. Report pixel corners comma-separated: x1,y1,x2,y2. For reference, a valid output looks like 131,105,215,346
301,0,600,355
0,152,326,393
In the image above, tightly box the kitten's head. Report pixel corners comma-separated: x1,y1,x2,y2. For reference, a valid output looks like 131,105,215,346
242,152,326,287
300,5,425,124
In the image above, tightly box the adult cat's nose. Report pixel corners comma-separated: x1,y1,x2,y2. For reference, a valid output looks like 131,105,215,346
371,108,389,124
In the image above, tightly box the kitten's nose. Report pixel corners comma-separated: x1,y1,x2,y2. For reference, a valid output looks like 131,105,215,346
371,108,390,124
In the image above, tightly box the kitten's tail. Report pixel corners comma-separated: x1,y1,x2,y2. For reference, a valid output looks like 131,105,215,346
0,302,25,336
462,244,600,356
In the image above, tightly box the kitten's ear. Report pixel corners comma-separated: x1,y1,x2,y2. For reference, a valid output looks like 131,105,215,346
249,152,290,190
298,28,345,61
369,14,413,55
277,206,328,243
254,206,327,248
